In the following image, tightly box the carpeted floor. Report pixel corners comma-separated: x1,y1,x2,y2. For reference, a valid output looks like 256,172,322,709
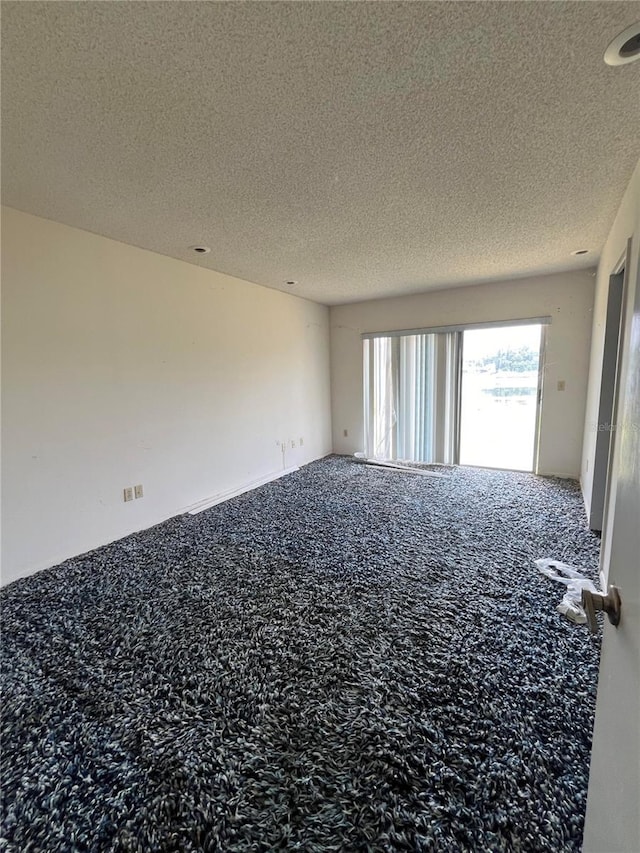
1,456,601,852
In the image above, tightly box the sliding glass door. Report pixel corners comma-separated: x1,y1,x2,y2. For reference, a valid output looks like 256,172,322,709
363,331,461,464
363,320,545,471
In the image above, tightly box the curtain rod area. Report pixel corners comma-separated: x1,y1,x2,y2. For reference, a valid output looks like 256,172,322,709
361,316,552,340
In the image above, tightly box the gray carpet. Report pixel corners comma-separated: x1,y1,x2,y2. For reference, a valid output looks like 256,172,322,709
1,456,601,852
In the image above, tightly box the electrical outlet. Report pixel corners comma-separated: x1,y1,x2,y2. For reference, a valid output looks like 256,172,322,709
290,439,296,448
123,487,134,502
343,429,349,438
134,484,144,499
557,380,566,392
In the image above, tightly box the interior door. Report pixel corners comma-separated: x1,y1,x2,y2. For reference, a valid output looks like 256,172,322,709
582,240,640,852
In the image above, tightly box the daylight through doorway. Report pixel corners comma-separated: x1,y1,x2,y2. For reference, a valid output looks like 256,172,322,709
459,324,543,471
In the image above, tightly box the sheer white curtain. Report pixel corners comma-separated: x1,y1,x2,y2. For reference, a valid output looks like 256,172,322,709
364,331,460,464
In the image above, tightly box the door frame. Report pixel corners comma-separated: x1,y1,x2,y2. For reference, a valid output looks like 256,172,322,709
532,324,547,474
590,250,628,531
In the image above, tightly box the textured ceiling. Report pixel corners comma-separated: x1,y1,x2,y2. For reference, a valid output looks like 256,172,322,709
2,2,640,305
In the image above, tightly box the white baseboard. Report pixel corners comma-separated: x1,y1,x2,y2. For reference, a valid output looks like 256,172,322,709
186,465,300,515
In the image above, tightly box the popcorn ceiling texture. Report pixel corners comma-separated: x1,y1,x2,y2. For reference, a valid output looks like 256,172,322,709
2,1,639,304
1,457,601,851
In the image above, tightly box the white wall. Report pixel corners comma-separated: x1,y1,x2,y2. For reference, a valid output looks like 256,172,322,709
1,207,332,584
581,158,640,522
331,269,595,478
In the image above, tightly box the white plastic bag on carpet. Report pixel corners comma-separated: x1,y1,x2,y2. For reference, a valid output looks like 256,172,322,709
534,559,598,625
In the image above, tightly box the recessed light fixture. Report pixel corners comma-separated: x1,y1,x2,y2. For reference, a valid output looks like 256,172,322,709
571,249,589,256
604,22,640,66
284,280,298,286
190,245,211,254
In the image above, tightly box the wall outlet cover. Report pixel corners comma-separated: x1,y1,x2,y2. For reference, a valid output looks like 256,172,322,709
123,487,134,502
134,484,144,499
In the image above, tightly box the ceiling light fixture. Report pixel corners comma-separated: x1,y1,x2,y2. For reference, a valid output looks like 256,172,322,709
604,22,640,66
571,249,589,256
190,245,211,254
